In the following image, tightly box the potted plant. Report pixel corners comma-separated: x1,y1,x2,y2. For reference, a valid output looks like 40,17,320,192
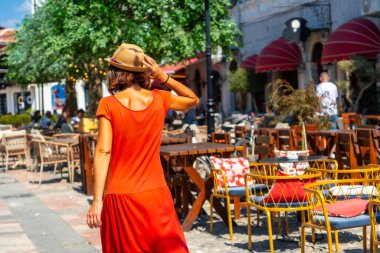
268,79,329,150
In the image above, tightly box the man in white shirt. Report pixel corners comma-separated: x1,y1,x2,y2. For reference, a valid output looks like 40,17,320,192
316,72,338,129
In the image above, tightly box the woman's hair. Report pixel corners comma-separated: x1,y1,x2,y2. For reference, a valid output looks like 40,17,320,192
106,65,151,95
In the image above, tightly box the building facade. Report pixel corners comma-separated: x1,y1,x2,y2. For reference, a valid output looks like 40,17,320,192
229,0,380,114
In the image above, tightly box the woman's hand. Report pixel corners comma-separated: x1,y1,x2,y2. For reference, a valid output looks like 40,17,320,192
87,200,102,229
143,54,168,82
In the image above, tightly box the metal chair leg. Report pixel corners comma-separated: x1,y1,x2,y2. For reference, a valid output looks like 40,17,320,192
334,230,339,252
248,206,252,250
210,195,214,234
301,225,306,253
226,195,234,240
363,226,367,253
266,210,274,253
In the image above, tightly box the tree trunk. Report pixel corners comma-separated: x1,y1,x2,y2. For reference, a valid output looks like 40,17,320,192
87,75,103,116
353,81,375,112
65,79,77,116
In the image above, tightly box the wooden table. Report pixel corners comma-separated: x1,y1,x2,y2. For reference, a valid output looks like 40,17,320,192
160,142,245,231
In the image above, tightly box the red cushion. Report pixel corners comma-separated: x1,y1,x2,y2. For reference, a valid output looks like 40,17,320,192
265,171,315,203
210,157,250,187
315,198,369,218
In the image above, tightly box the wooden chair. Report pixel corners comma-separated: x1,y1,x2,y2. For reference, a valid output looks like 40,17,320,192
334,132,362,170
342,113,363,129
275,128,297,151
254,135,273,159
292,124,318,150
355,128,379,165
79,134,98,194
52,133,80,140
302,178,380,253
245,169,321,252
1,132,31,172
235,125,247,140
211,132,231,144
31,139,71,185
68,142,81,183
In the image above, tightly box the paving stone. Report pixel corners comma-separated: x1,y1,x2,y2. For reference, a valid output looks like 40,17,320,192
0,169,371,252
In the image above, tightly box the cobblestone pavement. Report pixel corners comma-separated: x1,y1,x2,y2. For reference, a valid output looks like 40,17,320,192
0,168,367,252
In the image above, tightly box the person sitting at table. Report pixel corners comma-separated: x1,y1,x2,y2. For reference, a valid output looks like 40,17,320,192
40,111,52,128
71,109,85,130
86,43,198,252
54,107,70,129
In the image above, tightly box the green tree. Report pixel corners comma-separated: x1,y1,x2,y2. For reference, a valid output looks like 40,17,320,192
338,56,380,113
6,0,240,114
228,67,267,112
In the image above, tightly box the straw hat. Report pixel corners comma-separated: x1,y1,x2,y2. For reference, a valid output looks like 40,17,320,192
105,43,147,72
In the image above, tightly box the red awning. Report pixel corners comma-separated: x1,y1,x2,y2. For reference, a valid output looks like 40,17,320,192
240,54,258,69
161,57,199,74
255,38,302,73
321,18,380,64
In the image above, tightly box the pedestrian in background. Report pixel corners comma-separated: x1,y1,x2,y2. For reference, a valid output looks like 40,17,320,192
316,72,339,129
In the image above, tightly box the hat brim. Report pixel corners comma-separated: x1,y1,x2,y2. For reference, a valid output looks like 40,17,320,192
105,58,147,72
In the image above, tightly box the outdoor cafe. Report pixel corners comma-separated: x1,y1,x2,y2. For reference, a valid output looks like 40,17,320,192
2,110,380,253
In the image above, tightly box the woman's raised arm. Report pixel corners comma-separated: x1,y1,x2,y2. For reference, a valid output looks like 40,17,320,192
143,55,199,111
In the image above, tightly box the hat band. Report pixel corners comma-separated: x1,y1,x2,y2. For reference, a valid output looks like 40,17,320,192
110,57,121,64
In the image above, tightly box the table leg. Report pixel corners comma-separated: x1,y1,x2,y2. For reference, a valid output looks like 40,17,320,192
181,174,237,231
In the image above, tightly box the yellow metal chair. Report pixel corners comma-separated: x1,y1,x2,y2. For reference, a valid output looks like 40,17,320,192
209,156,252,240
245,168,321,252
369,200,380,253
311,159,380,180
301,178,380,253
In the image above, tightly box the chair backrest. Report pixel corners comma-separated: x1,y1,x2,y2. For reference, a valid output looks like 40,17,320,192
53,133,80,140
245,169,321,210
211,132,231,144
311,160,380,180
342,112,363,129
254,135,272,159
210,156,250,192
355,128,379,165
275,128,297,151
334,132,361,169
3,133,27,152
305,179,380,230
235,126,247,140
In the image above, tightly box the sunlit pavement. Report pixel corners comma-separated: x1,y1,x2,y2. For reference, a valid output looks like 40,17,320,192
0,168,366,253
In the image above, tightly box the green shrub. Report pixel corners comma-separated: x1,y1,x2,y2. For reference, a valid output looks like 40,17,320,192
0,114,32,126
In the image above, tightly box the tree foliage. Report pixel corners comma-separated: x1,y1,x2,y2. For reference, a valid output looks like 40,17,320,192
6,0,240,114
228,68,249,93
268,79,329,129
338,56,380,113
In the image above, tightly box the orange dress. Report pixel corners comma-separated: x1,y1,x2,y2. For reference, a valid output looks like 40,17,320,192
96,89,189,253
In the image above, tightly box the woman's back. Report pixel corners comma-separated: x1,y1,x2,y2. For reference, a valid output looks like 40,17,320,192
97,89,171,194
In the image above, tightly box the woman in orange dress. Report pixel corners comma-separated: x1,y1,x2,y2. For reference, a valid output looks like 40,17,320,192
86,43,199,252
